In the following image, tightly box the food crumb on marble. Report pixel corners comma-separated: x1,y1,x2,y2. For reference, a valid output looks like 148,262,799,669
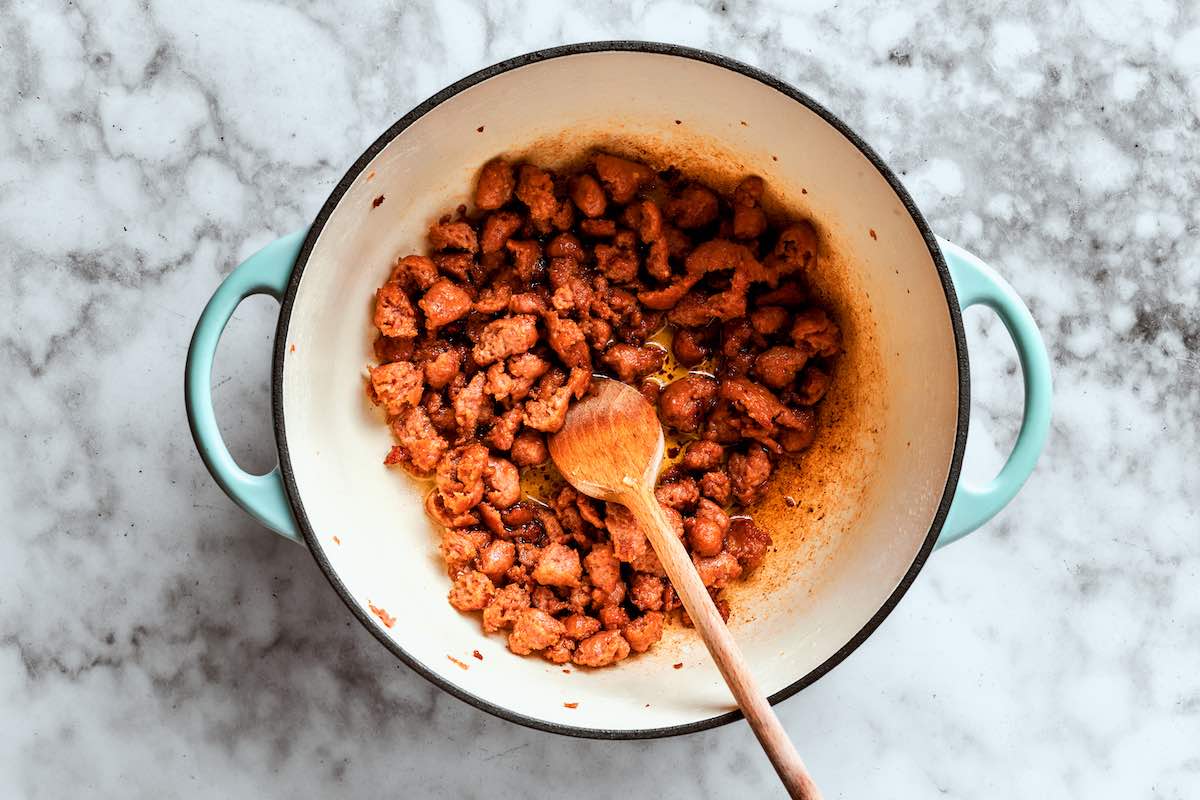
563,702,578,709
448,655,470,670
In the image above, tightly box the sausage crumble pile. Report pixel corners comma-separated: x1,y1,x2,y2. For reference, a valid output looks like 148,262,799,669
367,152,841,668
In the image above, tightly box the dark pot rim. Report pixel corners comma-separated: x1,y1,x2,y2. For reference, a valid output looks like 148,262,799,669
271,40,970,740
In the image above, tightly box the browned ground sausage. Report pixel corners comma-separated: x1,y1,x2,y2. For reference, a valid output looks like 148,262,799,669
579,218,617,238
700,470,732,505
391,254,440,291
771,221,818,271
481,210,523,253
370,361,424,416
686,498,730,557
371,152,840,668
778,407,818,454
509,431,549,466
428,219,479,253
484,456,520,508
655,477,700,511
472,314,539,365
419,278,473,330
791,307,841,357
658,373,718,433
436,443,489,514
572,629,631,667
570,173,607,217
795,366,832,405
482,583,530,632
374,282,418,339
592,153,654,203
622,199,663,243
598,604,630,631
546,232,585,260
726,516,773,572
390,406,447,474
478,540,516,581
505,239,543,283
629,574,664,611
666,184,719,229
562,614,602,641
515,164,558,222
508,608,565,655
622,611,664,652
754,345,809,389
691,551,742,588
681,440,723,472
544,311,590,369
532,542,582,588
475,158,515,210
449,570,495,611
584,544,621,592
672,327,710,367
601,343,665,383
732,176,767,240
728,444,773,506
749,305,789,336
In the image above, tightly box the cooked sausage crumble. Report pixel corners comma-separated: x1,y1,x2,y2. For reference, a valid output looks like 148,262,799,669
366,151,840,668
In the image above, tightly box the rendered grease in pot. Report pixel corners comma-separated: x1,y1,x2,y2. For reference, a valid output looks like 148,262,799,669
365,151,841,668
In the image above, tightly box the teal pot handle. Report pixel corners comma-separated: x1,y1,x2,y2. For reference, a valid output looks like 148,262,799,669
185,231,306,544
936,237,1053,547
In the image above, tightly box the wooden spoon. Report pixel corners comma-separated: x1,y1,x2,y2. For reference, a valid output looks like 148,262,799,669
548,377,823,800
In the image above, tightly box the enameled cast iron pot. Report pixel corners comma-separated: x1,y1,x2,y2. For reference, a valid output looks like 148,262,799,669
185,42,1052,739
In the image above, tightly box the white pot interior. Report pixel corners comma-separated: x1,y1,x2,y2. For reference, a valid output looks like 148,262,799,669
278,49,961,734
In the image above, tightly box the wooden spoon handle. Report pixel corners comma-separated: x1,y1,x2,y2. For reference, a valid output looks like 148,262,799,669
624,488,823,800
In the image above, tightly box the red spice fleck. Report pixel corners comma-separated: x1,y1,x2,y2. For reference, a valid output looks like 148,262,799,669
739,120,748,126
448,655,469,670
563,702,578,709
801,187,808,194
369,602,395,628
332,535,341,545
372,195,385,208
645,703,650,707
383,445,404,466
472,650,483,661
476,125,485,133
562,669,571,674
869,228,877,240
289,343,296,353
674,119,682,125
673,662,683,669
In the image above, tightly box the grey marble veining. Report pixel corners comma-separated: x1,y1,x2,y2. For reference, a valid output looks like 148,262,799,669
2,0,1198,797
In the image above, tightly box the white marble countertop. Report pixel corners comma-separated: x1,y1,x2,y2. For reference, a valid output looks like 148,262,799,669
3,1,1198,797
